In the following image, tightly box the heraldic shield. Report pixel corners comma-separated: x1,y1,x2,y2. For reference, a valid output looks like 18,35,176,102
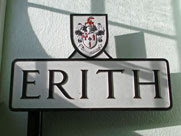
70,14,108,58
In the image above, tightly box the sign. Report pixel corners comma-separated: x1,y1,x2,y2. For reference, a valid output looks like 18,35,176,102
9,14,172,111
10,59,172,111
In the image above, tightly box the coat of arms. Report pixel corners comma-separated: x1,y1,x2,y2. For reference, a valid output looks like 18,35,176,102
71,14,108,58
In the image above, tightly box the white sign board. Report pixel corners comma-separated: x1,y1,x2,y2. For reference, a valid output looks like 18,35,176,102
10,59,172,111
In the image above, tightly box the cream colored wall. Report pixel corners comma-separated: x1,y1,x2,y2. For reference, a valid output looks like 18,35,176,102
0,0,181,135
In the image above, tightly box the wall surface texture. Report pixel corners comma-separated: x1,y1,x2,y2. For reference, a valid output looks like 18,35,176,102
0,0,181,135
0,0,6,87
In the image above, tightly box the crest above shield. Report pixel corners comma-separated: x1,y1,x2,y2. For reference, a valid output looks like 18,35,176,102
70,14,108,58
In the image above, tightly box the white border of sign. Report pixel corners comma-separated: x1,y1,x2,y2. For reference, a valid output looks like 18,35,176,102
9,58,172,111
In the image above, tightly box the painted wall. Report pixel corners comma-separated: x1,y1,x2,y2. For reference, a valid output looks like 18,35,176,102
0,0,181,135
0,0,6,90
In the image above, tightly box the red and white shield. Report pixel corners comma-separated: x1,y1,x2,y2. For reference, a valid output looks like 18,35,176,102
71,14,108,58
82,32,97,49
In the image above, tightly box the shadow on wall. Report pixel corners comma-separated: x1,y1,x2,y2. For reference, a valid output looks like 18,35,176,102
0,0,181,136
172,0,181,68
115,32,146,58
0,0,48,135
0,0,77,136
